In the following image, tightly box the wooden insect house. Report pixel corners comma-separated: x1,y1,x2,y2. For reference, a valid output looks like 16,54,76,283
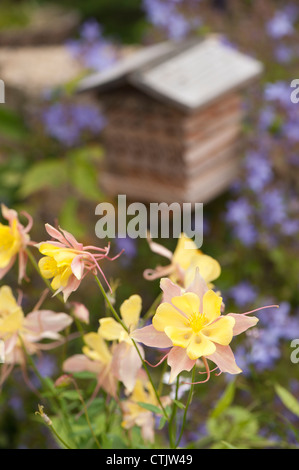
78,37,263,204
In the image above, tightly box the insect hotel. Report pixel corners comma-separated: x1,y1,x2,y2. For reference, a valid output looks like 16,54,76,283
78,37,263,204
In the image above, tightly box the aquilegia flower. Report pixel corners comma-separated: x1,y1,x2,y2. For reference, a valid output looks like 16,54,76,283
98,295,144,392
63,331,117,398
144,233,221,288
0,286,72,386
0,204,33,282
133,271,273,383
37,224,121,301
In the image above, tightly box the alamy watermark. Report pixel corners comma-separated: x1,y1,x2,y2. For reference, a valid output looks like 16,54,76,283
290,339,299,364
95,195,203,248
0,80,5,104
0,340,4,364
290,79,299,103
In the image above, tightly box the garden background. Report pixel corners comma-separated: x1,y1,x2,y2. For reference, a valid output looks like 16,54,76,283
0,0,299,449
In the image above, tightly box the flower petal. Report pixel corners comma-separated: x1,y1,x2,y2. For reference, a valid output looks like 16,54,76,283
164,326,193,348
202,290,222,323
201,316,235,345
131,325,173,348
171,292,200,319
153,302,189,332
160,277,182,303
98,317,124,341
186,333,216,360
120,295,142,330
227,313,259,336
111,342,143,393
206,344,242,374
83,332,111,364
167,346,196,383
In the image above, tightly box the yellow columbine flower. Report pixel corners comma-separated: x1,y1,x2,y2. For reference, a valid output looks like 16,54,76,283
153,290,235,360
144,233,221,288
0,204,32,281
99,294,142,343
0,219,22,269
38,244,77,291
0,286,24,336
98,294,144,392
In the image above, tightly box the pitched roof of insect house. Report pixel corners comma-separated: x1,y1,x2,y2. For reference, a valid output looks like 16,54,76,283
78,37,263,204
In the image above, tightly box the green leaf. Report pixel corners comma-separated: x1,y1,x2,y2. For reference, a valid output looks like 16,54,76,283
158,416,167,430
211,380,235,418
70,159,103,201
59,197,86,239
137,402,162,414
173,399,186,410
19,159,68,197
60,390,82,401
275,384,299,418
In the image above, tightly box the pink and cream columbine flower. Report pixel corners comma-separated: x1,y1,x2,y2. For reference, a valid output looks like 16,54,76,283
144,233,221,288
98,294,144,393
37,224,121,301
0,285,72,386
132,271,276,383
0,204,33,282
63,330,118,399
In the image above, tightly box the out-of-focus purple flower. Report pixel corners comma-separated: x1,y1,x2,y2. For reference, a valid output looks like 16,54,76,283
258,106,275,130
266,11,294,39
244,151,273,193
35,355,57,378
275,44,293,64
42,102,106,146
143,0,201,40
115,236,137,266
80,19,102,42
66,19,118,72
230,281,257,308
226,198,253,225
232,223,258,246
259,189,286,227
264,81,291,106
281,218,299,236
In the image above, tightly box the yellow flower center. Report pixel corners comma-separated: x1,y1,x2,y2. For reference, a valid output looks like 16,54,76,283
189,312,209,333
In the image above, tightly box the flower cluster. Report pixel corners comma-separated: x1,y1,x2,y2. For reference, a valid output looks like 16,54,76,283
66,19,118,72
0,204,276,446
42,101,106,147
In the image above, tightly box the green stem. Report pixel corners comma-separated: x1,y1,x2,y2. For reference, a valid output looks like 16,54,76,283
143,292,162,321
94,275,169,421
175,366,196,448
19,335,74,441
168,375,180,449
49,423,73,449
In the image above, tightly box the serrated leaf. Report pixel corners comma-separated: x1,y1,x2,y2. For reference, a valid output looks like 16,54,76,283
211,380,235,418
275,384,299,418
137,402,162,414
